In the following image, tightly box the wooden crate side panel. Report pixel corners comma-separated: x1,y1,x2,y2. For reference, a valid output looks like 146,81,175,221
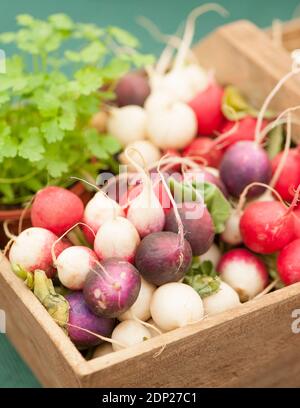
80,284,300,388
267,19,300,51
0,254,84,388
193,21,300,143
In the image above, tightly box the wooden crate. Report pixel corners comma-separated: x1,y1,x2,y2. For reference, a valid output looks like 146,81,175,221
266,19,300,52
1,20,300,388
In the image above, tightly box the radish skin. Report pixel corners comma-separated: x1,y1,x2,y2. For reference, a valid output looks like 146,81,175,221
221,209,243,245
217,248,269,302
111,320,152,351
56,246,98,290
107,106,147,146
150,282,204,331
119,277,156,322
94,216,140,262
119,140,161,171
203,282,241,316
199,243,221,268
9,227,68,278
277,239,300,285
93,342,114,358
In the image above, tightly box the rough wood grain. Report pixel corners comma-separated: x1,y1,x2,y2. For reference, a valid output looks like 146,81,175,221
194,20,300,142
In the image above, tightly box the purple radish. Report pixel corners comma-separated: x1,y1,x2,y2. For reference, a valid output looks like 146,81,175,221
219,141,272,198
66,292,115,348
83,258,141,318
164,202,215,256
135,231,192,286
115,71,150,107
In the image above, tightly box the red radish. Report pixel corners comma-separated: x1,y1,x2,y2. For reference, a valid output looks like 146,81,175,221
125,148,165,237
277,239,300,285
217,248,269,301
219,117,268,150
31,186,84,236
93,216,140,262
240,200,295,254
9,227,69,278
271,148,300,202
294,208,300,238
66,292,115,348
220,141,272,198
182,137,223,167
83,258,141,318
164,202,215,256
188,83,224,135
115,71,150,107
56,246,98,290
83,192,124,244
135,231,192,286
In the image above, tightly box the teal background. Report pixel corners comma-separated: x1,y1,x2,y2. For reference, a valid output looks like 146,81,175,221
0,0,299,388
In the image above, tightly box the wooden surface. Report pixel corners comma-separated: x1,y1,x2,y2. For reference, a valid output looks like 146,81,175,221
267,19,300,52
1,251,300,387
194,20,300,143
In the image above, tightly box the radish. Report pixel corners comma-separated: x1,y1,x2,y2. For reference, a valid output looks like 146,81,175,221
9,227,69,278
125,148,165,237
31,186,84,236
115,71,150,107
164,202,215,256
66,292,115,348
146,101,197,150
94,216,140,262
135,231,192,286
55,246,98,290
83,192,124,244
221,208,243,245
93,342,113,358
146,319,168,336
271,148,300,202
111,320,152,351
202,282,241,315
217,248,269,301
119,277,156,322
294,208,300,238
182,137,223,168
107,105,147,146
220,141,272,198
188,82,224,135
240,199,296,254
150,282,204,331
183,167,227,196
119,140,161,171
200,243,221,268
83,258,141,318
219,117,268,150
277,239,300,285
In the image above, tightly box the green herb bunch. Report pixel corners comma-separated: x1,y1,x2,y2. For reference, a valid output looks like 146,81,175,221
0,14,154,206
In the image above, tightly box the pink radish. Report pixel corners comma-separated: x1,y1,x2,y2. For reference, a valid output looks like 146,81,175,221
31,186,84,236
93,216,140,262
294,208,300,238
9,227,69,278
277,239,300,285
125,148,165,237
56,246,98,290
217,248,269,301
83,258,141,318
83,192,124,244
182,137,223,168
188,82,224,135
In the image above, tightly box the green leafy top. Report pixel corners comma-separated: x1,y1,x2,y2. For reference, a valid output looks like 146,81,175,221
184,259,221,298
0,14,154,205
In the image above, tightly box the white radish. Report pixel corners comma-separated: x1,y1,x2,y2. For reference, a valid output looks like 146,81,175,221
94,216,140,262
221,208,243,245
119,140,161,171
146,101,197,150
119,278,156,322
93,342,114,358
107,105,147,146
9,227,67,278
111,320,152,351
217,248,269,302
199,243,221,268
144,91,174,113
150,282,204,331
83,192,124,241
146,319,168,337
125,148,165,238
56,246,98,290
202,282,241,316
